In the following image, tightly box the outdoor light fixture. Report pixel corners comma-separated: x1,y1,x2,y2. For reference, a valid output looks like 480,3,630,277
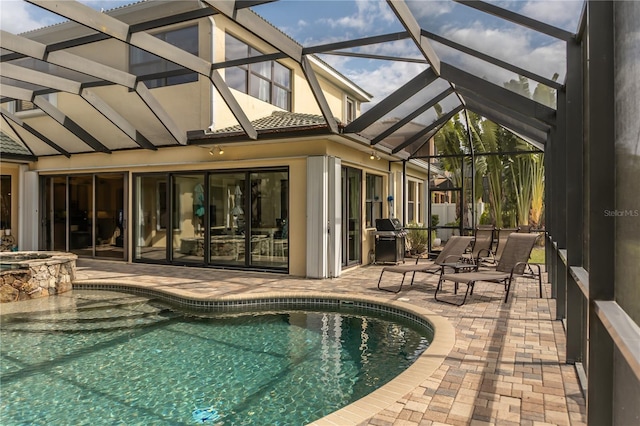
209,146,224,155
370,151,380,160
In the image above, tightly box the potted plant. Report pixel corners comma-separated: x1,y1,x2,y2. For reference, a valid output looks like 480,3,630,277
431,214,441,246
405,222,429,256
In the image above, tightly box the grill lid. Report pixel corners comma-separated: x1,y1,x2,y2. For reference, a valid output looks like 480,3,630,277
375,218,403,231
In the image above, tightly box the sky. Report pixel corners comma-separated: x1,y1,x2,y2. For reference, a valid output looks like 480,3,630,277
1,0,585,111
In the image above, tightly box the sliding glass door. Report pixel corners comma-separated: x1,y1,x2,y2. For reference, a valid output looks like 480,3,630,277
133,168,288,270
342,166,362,266
42,173,126,260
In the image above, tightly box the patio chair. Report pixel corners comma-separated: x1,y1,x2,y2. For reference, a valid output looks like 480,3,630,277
434,233,539,306
377,236,473,293
479,228,544,297
462,226,495,265
490,228,520,264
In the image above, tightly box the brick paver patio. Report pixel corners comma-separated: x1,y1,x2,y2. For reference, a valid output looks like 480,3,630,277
23,259,588,425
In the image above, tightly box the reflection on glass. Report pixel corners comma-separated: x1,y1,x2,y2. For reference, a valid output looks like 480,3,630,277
249,171,289,268
209,173,246,266
134,175,168,262
343,167,361,266
95,174,125,260
44,176,67,252
172,174,205,263
68,175,93,257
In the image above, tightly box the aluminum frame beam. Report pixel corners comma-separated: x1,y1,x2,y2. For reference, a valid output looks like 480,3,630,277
453,0,574,41
393,104,464,154
1,63,157,151
1,108,70,157
303,32,411,55
32,96,111,153
1,86,106,154
80,89,157,150
26,0,257,140
387,0,441,75
456,86,551,133
1,31,186,147
203,1,303,62
440,62,556,126
135,81,187,145
344,68,438,133
465,101,547,149
421,29,563,91
0,31,135,88
371,87,454,145
301,56,339,134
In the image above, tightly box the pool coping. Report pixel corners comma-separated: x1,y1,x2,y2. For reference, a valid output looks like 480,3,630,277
70,281,455,426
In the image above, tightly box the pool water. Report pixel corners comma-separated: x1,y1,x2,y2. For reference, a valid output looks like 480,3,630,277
0,291,431,425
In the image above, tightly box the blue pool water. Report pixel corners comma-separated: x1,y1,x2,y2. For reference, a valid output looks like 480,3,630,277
0,291,432,425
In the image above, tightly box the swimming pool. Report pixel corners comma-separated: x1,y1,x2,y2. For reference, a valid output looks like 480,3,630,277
0,291,433,425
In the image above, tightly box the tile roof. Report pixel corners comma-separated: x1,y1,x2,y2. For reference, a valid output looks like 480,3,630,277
0,132,32,157
212,111,340,135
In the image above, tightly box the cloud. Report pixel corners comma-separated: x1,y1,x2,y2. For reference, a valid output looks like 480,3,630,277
520,0,584,31
0,0,59,33
442,24,566,81
343,60,429,105
319,0,396,34
407,0,455,20
0,0,136,34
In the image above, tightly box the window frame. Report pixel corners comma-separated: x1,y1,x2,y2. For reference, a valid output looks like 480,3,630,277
225,33,292,111
129,25,199,89
365,173,383,228
345,96,357,123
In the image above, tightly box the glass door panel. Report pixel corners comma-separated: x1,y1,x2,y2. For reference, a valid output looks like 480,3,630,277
43,176,67,251
172,173,206,263
209,173,246,266
342,167,362,266
68,175,93,256
95,174,125,259
249,171,288,268
134,175,168,262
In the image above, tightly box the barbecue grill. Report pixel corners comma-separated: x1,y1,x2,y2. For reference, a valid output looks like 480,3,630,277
374,218,406,264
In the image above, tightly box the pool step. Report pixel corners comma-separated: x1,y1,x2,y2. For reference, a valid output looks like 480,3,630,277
1,300,175,333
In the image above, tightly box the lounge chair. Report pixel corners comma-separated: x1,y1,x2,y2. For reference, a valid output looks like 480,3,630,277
462,226,495,265
491,228,520,264
434,233,539,305
377,236,473,293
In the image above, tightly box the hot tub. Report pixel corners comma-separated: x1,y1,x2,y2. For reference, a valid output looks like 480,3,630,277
0,251,77,302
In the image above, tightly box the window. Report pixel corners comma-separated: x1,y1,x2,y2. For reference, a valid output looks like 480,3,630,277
225,34,291,110
345,97,356,123
407,180,424,224
365,174,383,228
408,181,416,223
130,26,199,89
16,100,36,112
13,94,54,113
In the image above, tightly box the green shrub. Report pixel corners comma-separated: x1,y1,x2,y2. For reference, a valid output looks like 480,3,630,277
405,222,429,254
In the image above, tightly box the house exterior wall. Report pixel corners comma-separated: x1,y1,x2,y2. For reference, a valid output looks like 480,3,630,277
1,4,427,277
